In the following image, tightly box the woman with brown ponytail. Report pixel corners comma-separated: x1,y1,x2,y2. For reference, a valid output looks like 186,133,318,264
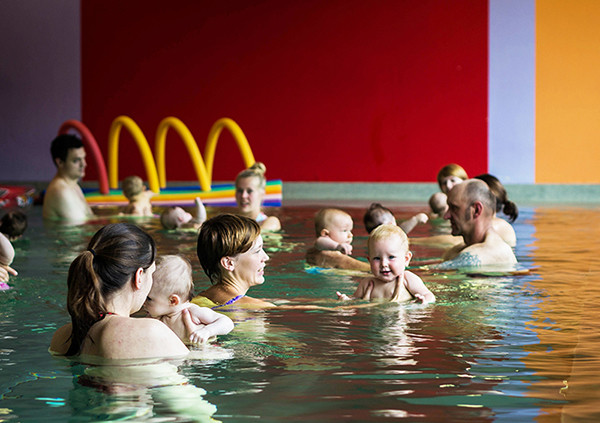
474,174,518,247
50,223,189,359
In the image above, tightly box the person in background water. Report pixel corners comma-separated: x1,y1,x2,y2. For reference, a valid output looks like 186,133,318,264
235,162,281,231
363,203,428,235
474,173,518,247
306,208,370,272
42,134,95,223
0,211,27,286
436,163,468,194
121,176,155,217
50,223,190,359
436,179,517,269
428,192,448,218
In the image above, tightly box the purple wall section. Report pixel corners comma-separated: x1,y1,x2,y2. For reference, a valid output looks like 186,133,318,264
0,0,81,183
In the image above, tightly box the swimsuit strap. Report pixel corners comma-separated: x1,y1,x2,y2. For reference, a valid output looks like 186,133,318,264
212,294,245,309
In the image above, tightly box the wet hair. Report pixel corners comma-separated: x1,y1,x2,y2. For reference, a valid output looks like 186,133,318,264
368,224,409,256
0,211,27,238
51,134,84,165
428,192,448,215
474,174,518,223
65,223,156,356
437,164,468,190
122,176,144,200
197,214,260,285
462,179,496,217
160,207,180,230
363,203,396,234
314,208,351,236
235,162,267,190
152,255,194,301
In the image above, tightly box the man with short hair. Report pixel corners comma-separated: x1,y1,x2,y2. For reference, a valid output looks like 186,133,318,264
436,179,517,269
42,134,95,222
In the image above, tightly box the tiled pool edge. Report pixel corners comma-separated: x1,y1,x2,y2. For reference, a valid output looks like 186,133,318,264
282,182,600,205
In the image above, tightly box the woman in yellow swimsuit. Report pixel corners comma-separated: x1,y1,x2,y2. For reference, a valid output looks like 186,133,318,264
192,214,276,309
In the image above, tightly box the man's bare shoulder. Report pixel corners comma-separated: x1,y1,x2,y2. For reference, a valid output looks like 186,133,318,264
43,176,93,221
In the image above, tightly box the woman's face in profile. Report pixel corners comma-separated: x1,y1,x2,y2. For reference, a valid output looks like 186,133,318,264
235,176,264,214
231,235,269,286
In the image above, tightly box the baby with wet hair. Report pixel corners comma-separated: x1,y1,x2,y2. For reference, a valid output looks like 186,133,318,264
337,224,435,303
160,197,207,230
428,192,448,218
144,255,234,344
305,208,370,271
121,176,155,217
363,203,428,235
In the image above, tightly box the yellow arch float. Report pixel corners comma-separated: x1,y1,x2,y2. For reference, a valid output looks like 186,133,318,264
84,115,281,207
155,117,211,191
108,115,160,193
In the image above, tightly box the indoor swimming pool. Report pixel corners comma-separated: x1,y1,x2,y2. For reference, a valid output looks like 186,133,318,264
1,203,599,422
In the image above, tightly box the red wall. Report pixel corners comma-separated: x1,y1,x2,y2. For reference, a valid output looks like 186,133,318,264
81,0,487,183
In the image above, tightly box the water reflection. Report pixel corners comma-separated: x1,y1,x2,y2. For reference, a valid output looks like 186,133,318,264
68,359,219,422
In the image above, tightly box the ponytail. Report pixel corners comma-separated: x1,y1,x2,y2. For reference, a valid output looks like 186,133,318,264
502,200,518,223
66,251,107,356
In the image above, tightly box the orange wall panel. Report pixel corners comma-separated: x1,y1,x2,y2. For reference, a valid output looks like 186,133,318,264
536,0,600,183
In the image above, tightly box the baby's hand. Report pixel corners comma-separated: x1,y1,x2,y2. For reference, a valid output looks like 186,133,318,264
336,291,352,301
336,243,352,255
415,213,429,224
189,327,212,345
413,293,433,304
0,265,17,282
194,197,207,223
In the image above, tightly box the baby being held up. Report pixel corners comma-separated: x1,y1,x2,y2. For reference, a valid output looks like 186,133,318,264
144,255,234,344
122,176,154,217
337,224,435,303
160,197,207,230
305,208,370,271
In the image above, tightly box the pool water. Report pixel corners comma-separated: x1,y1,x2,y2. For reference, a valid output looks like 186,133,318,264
1,204,600,422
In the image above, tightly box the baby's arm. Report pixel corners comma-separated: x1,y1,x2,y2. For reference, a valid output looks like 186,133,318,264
183,304,234,344
315,236,352,255
399,213,429,235
337,278,373,301
0,233,15,267
404,270,435,304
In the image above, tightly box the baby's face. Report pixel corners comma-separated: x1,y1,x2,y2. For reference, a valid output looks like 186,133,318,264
327,213,353,245
368,236,411,283
143,288,172,318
